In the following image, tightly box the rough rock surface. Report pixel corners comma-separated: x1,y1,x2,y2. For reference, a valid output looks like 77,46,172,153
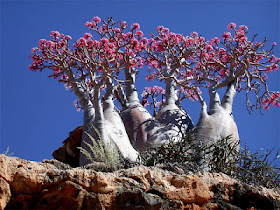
52,126,83,167
0,154,279,209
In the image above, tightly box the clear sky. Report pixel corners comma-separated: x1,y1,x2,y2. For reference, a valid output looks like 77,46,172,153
1,0,279,162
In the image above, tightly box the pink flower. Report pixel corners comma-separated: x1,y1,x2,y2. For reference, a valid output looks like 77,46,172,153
144,86,152,94
131,23,140,30
65,35,72,40
114,27,121,33
100,37,109,43
155,42,164,52
145,74,154,82
92,40,100,47
48,41,55,49
58,40,66,48
262,92,280,109
157,26,164,32
135,57,144,68
227,22,236,31
271,63,279,71
87,40,94,47
234,29,247,42
185,37,194,47
125,32,133,40
221,32,231,40
130,38,139,45
31,47,38,53
140,37,148,44
76,37,87,47
150,60,159,68
265,63,279,72
191,32,198,37
125,49,135,56
239,25,248,30
210,37,220,45
164,28,169,34
136,30,144,37
272,42,277,46
176,34,183,41
235,29,245,36
154,85,165,94
92,16,101,23
198,36,205,43
206,44,213,51
83,33,92,39
222,54,230,62
38,39,47,46
85,21,93,27
50,30,61,37
119,21,127,28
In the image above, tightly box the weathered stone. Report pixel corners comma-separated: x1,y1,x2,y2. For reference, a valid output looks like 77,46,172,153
0,177,11,210
52,126,83,167
0,154,279,209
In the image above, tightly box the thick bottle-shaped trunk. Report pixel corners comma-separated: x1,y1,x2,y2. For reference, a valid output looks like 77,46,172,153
71,82,97,166
156,77,194,138
194,82,239,144
193,82,240,169
73,81,110,166
119,68,175,151
120,68,157,150
103,79,138,162
194,106,239,144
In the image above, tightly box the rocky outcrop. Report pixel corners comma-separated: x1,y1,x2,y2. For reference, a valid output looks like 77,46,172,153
0,154,279,209
52,126,83,167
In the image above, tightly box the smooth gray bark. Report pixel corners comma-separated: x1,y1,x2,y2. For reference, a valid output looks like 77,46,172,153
194,82,239,170
120,68,157,150
156,76,194,138
194,82,239,144
119,68,179,151
91,85,107,143
193,81,240,169
71,82,97,166
103,79,138,162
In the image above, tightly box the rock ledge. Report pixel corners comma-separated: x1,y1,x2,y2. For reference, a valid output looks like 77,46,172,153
0,155,279,209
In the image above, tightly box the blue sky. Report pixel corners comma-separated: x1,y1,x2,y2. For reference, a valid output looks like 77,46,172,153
1,0,279,162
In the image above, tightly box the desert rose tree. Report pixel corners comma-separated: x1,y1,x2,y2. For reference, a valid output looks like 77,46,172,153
30,17,279,167
29,17,193,165
29,17,148,165
146,23,279,150
143,26,196,137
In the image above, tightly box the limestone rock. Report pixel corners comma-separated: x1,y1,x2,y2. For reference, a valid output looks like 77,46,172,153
0,155,279,209
52,126,83,167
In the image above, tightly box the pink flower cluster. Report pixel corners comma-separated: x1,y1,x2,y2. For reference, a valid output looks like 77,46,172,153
142,85,165,95
262,92,280,109
227,22,236,31
29,19,280,111
50,30,61,38
141,85,166,112
84,16,101,28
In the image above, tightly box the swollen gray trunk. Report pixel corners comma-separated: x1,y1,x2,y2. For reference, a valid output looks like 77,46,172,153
156,77,194,139
119,68,177,151
103,79,138,162
193,81,240,169
71,82,97,166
